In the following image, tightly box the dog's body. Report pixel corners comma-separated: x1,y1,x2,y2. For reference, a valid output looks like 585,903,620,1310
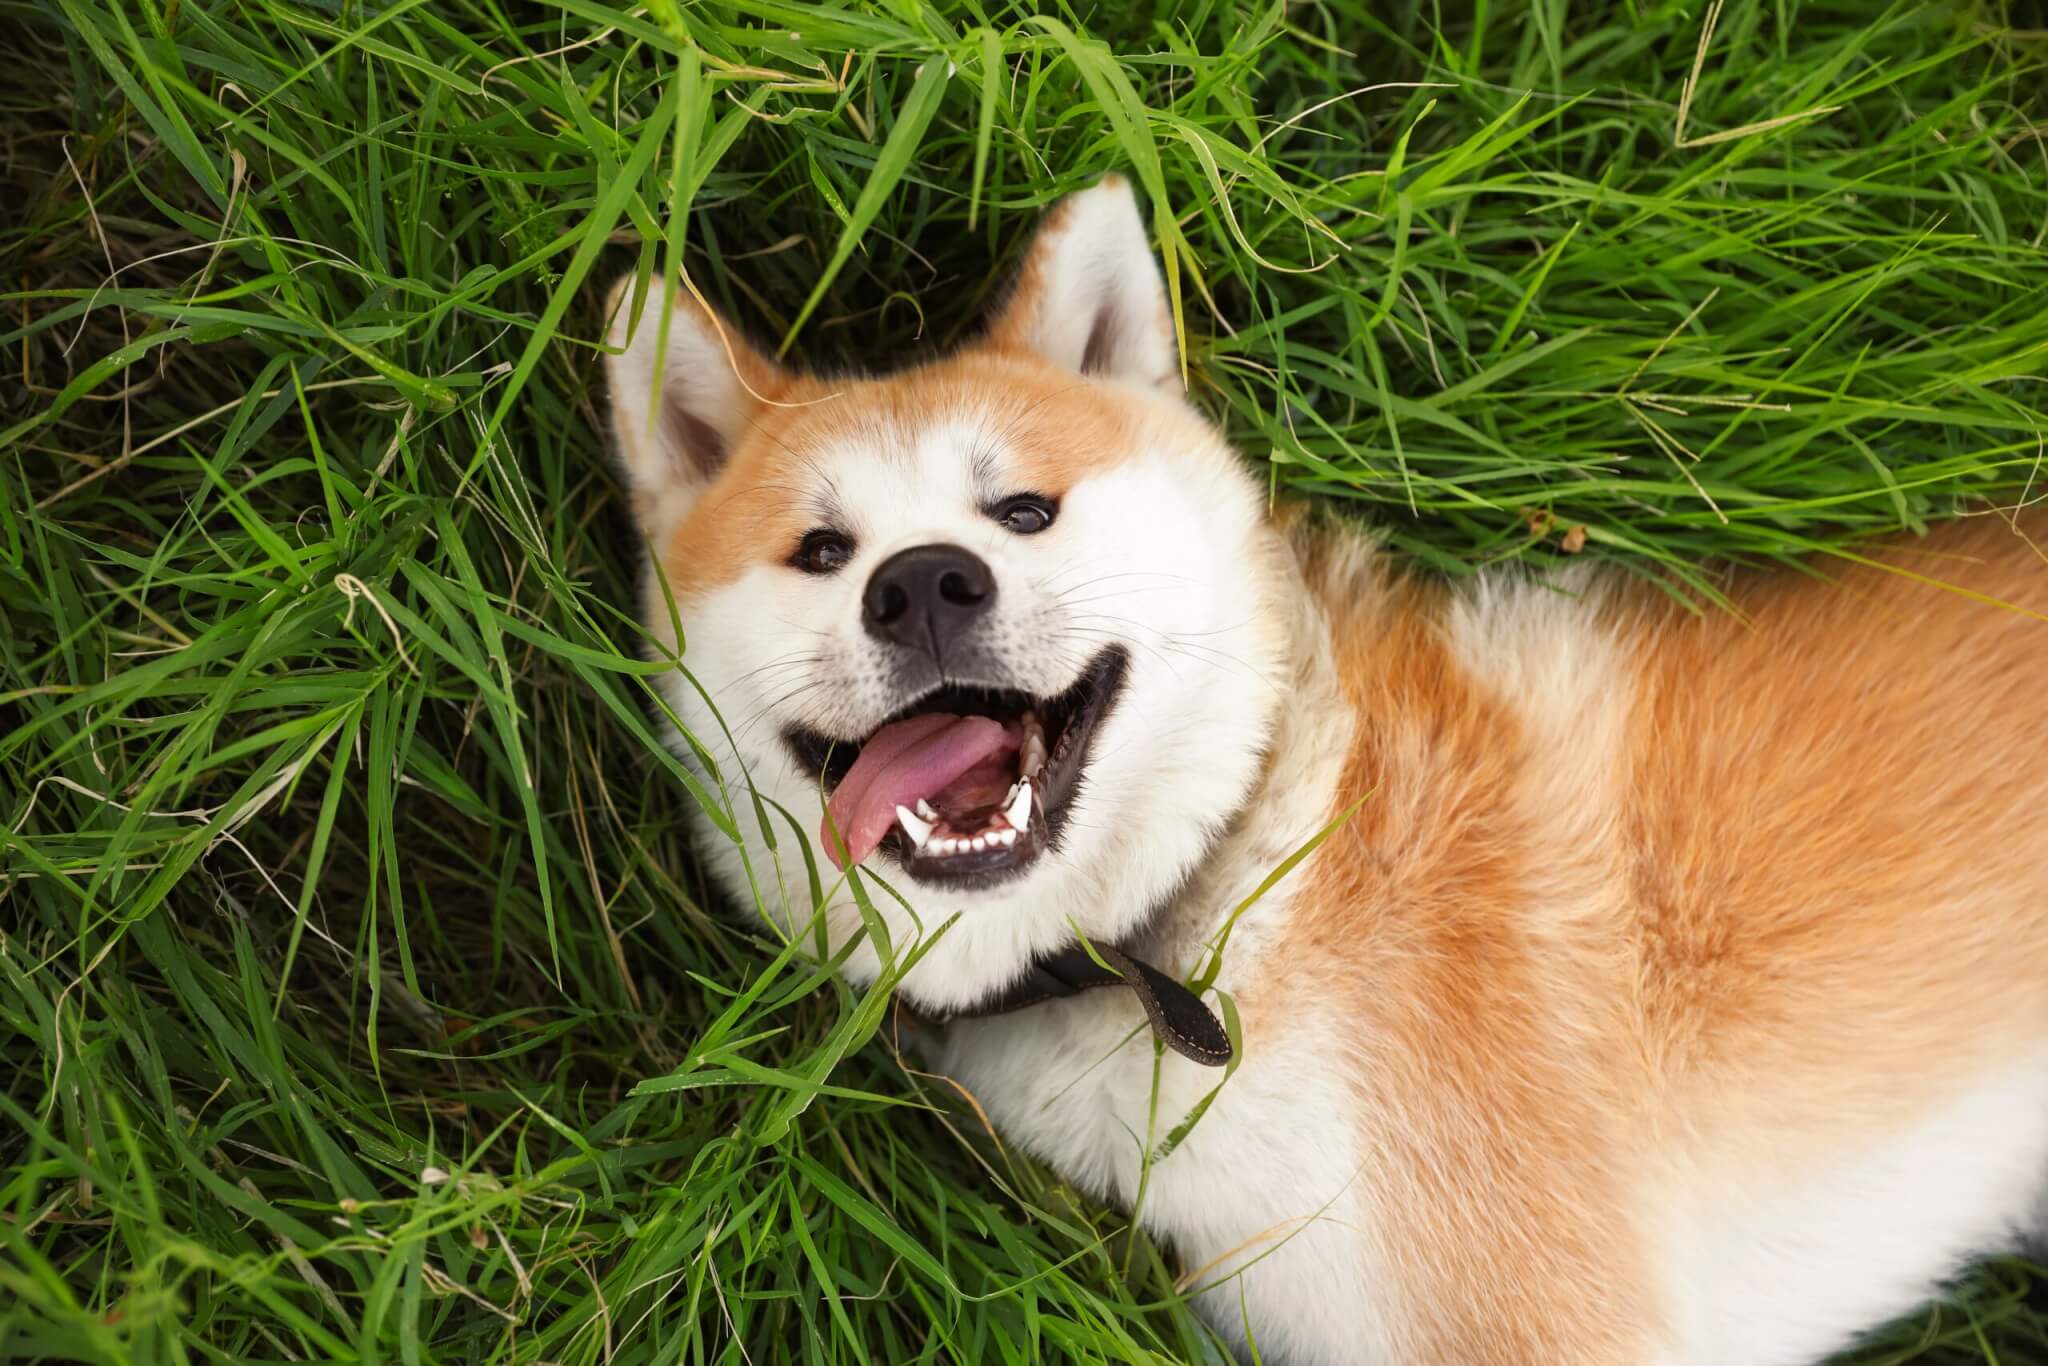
606,179,2048,1364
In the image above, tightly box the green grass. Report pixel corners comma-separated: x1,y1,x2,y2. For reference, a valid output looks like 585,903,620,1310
4,0,2047,1360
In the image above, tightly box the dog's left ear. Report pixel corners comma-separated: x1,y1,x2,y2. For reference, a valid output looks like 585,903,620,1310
985,175,1179,392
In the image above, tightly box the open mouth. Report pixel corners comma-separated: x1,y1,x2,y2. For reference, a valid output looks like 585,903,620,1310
785,647,1129,887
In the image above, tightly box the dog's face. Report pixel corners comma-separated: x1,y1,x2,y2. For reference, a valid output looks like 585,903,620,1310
606,179,1290,1008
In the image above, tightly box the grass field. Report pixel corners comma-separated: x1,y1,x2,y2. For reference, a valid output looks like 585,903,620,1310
5,0,2048,1361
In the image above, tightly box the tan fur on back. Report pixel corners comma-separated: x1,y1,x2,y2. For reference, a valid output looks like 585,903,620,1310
1263,515,2048,1360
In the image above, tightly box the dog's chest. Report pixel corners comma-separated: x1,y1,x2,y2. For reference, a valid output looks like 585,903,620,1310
934,971,1395,1363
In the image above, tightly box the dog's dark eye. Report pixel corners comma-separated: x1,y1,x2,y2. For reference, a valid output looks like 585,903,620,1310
792,529,854,575
991,494,1057,535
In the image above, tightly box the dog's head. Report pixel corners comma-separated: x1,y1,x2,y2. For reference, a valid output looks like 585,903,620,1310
606,178,1292,1009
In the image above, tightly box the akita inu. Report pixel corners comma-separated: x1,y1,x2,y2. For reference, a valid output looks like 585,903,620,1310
603,177,2048,1364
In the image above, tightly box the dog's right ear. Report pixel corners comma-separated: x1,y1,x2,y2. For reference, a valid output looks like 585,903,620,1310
983,175,1179,393
603,277,787,538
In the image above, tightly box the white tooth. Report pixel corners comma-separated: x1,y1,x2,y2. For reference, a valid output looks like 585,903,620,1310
915,798,937,821
971,835,988,851
996,827,1017,846
895,804,934,849
1004,778,1032,835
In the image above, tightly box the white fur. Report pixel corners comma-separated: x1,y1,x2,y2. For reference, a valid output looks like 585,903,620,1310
1444,567,1629,851
938,992,1395,1366
605,185,1282,1010
1001,177,1180,391
1661,1051,2048,1365
650,406,1287,1010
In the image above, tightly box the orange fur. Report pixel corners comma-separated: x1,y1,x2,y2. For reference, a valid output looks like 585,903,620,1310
659,352,1140,600
1261,515,2048,1361
1622,520,2048,1141
1267,557,1653,1362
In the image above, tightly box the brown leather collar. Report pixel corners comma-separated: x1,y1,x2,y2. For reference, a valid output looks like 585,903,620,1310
941,941,1233,1067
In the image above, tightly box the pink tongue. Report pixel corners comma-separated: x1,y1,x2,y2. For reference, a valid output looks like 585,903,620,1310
822,714,1016,870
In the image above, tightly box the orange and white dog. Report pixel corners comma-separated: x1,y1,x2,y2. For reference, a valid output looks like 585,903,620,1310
605,178,2048,1364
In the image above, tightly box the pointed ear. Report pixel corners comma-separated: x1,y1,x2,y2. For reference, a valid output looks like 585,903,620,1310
985,175,1180,392
603,277,787,536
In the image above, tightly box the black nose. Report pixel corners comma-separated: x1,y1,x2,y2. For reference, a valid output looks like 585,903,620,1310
862,543,997,664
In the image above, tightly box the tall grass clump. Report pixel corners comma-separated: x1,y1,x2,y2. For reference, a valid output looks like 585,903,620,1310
4,0,2046,1361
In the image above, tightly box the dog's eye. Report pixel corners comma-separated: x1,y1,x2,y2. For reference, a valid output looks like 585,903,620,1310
792,529,855,575
991,494,1057,535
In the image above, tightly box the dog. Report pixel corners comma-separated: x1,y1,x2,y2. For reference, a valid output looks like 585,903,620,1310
603,176,2048,1364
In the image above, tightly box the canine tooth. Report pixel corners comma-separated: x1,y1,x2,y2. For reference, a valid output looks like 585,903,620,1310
970,835,988,851
915,798,937,821
1004,779,1032,835
895,804,934,849
1021,714,1047,775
